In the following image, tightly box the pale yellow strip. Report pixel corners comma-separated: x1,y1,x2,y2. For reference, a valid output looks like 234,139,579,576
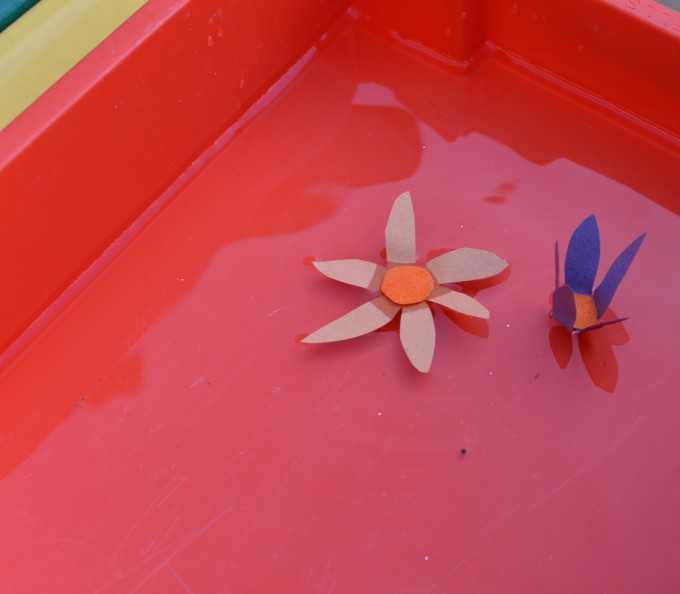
0,0,147,130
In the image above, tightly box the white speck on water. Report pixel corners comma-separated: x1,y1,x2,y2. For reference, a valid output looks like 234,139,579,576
180,277,185,282
377,411,382,416
424,555,430,561
489,371,493,375
506,323,511,327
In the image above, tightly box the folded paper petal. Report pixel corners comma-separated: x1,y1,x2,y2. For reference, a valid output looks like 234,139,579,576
385,191,416,265
313,259,386,291
399,302,435,373
552,285,577,330
302,296,400,343
554,241,560,291
427,285,490,319
565,214,600,296
577,317,629,334
426,248,508,284
593,233,645,318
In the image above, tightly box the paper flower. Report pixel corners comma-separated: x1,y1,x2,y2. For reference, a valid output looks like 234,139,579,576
303,192,508,372
552,215,645,333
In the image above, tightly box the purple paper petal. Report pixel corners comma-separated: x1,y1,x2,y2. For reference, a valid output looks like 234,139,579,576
565,215,600,296
593,233,645,318
554,240,560,291
552,285,577,331
576,317,628,334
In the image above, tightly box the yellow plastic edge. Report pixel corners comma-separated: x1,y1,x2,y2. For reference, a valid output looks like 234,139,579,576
0,0,148,131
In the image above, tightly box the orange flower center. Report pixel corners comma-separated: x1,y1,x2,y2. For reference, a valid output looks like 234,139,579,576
381,265,435,305
573,293,598,330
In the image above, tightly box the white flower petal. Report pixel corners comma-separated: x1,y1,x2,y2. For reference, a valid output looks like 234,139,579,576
385,192,416,265
427,285,490,319
426,248,507,284
399,302,436,373
313,259,386,291
302,296,400,343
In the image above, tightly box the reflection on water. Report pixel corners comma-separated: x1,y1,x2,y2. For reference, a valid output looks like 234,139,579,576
549,319,630,393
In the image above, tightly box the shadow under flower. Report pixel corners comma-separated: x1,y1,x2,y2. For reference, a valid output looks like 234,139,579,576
549,312,630,393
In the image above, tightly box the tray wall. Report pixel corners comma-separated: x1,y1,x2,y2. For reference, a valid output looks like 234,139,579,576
0,0,678,359
0,0,347,356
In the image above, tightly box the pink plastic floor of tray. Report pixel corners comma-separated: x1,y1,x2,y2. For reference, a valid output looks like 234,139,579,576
1,22,679,593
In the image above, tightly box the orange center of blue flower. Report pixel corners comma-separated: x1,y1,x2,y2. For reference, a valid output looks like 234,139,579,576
573,293,598,330
381,265,435,305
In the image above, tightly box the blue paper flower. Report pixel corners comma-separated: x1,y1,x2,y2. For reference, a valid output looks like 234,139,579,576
552,215,645,333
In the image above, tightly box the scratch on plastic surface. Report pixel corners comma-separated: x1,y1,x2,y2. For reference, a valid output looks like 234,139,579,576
657,506,676,528
577,497,616,530
189,376,205,390
111,475,186,564
168,568,195,593
245,363,356,451
276,453,304,497
528,413,647,508
95,505,235,593
424,414,648,591
476,413,648,540
245,371,364,496
155,543,196,594
267,295,309,319
423,535,497,594
127,506,234,593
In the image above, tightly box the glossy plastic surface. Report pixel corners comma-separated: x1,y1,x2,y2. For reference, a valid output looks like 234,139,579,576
1,1,680,592
0,0,346,355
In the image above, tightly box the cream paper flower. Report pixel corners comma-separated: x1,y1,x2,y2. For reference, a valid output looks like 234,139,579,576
303,192,508,372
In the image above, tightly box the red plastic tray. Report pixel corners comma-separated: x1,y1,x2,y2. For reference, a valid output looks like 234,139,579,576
1,1,679,592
